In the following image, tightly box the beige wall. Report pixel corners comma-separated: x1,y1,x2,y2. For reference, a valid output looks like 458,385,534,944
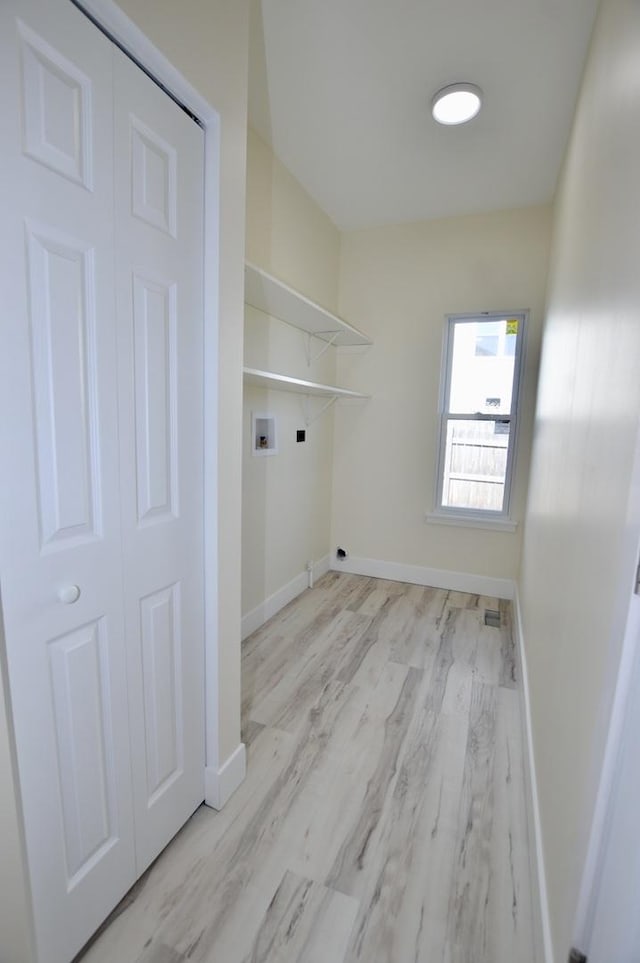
246,128,340,311
242,129,341,616
0,2,249,958
519,0,640,957
332,207,552,581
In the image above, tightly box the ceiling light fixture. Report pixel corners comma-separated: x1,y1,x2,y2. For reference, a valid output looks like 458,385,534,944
431,83,482,126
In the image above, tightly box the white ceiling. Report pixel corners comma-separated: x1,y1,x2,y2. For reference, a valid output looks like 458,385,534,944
248,0,599,231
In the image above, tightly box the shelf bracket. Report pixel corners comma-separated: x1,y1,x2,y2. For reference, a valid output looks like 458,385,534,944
303,394,338,426
305,330,340,366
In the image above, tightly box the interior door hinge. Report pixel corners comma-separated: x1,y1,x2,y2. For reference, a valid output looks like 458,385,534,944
635,556,640,595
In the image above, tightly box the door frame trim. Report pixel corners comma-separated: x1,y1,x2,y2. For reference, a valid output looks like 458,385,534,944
572,415,640,955
74,0,224,797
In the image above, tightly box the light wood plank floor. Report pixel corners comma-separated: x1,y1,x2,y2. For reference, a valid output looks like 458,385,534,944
79,572,540,963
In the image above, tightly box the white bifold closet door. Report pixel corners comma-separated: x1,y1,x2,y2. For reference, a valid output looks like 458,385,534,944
0,2,205,961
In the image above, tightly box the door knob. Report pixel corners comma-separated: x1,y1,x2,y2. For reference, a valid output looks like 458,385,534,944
58,585,81,605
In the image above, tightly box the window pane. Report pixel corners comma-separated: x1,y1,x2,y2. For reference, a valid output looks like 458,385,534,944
441,419,509,512
474,320,501,356
449,319,517,415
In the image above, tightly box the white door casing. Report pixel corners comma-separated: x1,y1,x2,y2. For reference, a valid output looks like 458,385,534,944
572,418,640,961
0,1,206,959
587,590,640,962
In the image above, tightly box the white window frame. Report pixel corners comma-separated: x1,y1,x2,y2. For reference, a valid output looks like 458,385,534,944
431,310,527,529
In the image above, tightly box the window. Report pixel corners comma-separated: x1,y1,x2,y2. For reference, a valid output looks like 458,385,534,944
434,312,526,523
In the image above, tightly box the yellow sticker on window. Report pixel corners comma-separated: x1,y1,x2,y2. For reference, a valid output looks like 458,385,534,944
506,319,519,335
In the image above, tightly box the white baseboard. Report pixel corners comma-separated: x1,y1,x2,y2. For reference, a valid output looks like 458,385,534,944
241,555,331,640
313,553,331,582
204,742,246,811
513,587,554,963
331,554,515,600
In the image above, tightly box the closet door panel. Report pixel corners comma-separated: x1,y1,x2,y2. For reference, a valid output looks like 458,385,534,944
25,224,101,546
114,47,205,874
132,272,178,524
0,4,136,961
48,619,120,878
140,583,183,802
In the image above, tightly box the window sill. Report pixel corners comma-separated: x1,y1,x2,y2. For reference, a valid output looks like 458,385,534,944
424,511,518,533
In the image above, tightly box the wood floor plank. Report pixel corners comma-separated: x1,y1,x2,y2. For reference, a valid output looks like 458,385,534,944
242,576,374,716
344,577,406,617
488,687,538,961
342,661,473,963
242,718,266,747
446,681,498,963
249,609,371,731
78,726,295,963
242,870,359,963
498,599,518,688
136,943,184,963
326,666,425,895
158,683,365,961
335,596,414,689
78,573,538,963
387,587,443,669
448,608,504,687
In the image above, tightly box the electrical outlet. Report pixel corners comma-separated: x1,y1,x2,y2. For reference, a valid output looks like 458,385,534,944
296,429,306,443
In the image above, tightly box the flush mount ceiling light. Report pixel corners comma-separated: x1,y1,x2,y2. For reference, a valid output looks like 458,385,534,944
431,83,482,125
